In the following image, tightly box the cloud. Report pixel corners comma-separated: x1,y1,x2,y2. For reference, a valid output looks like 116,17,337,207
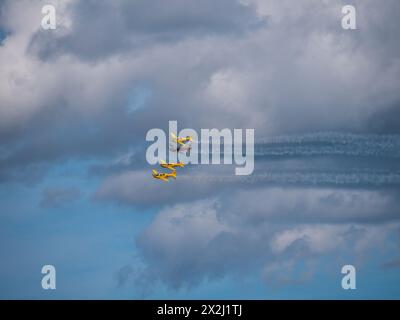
95,131,400,207
220,188,400,225
136,199,235,288
381,257,400,270
95,169,233,207
134,190,400,289
114,264,134,288
95,165,400,207
1,0,400,178
28,0,265,61
40,186,80,208
1,0,400,296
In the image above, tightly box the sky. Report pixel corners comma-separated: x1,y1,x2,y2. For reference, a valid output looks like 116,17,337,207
0,0,400,299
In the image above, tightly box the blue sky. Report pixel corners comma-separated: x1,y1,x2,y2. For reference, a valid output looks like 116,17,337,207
1,0,400,299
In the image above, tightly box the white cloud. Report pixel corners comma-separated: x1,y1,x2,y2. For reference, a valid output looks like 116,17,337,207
135,188,400,288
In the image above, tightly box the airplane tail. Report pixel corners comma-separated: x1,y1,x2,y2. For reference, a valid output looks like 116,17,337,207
170,170,177,179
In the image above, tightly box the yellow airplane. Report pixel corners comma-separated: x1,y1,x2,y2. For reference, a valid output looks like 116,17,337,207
152,169,177,182
160,159,185,170
171,133,193,146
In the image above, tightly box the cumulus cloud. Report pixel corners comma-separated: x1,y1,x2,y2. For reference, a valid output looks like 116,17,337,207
134,189,400,288
136,199,237,288
220,188,400,225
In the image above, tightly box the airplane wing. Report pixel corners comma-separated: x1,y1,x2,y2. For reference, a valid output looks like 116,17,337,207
152,169,158,175
160,176,169,182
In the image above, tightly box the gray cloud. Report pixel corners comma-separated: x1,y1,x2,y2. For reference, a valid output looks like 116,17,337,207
95,169,231,207
134,193,400,289
28,0,265,61
40,186,81,208
95,166,400,207
220,188,400,225
114,264,134,288
1,0,400,181
381,257,400,270
95,132,400,207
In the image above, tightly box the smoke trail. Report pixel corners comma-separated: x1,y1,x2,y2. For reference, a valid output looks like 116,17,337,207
188,132,400,159
181,171,400,188
254,132,400,158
